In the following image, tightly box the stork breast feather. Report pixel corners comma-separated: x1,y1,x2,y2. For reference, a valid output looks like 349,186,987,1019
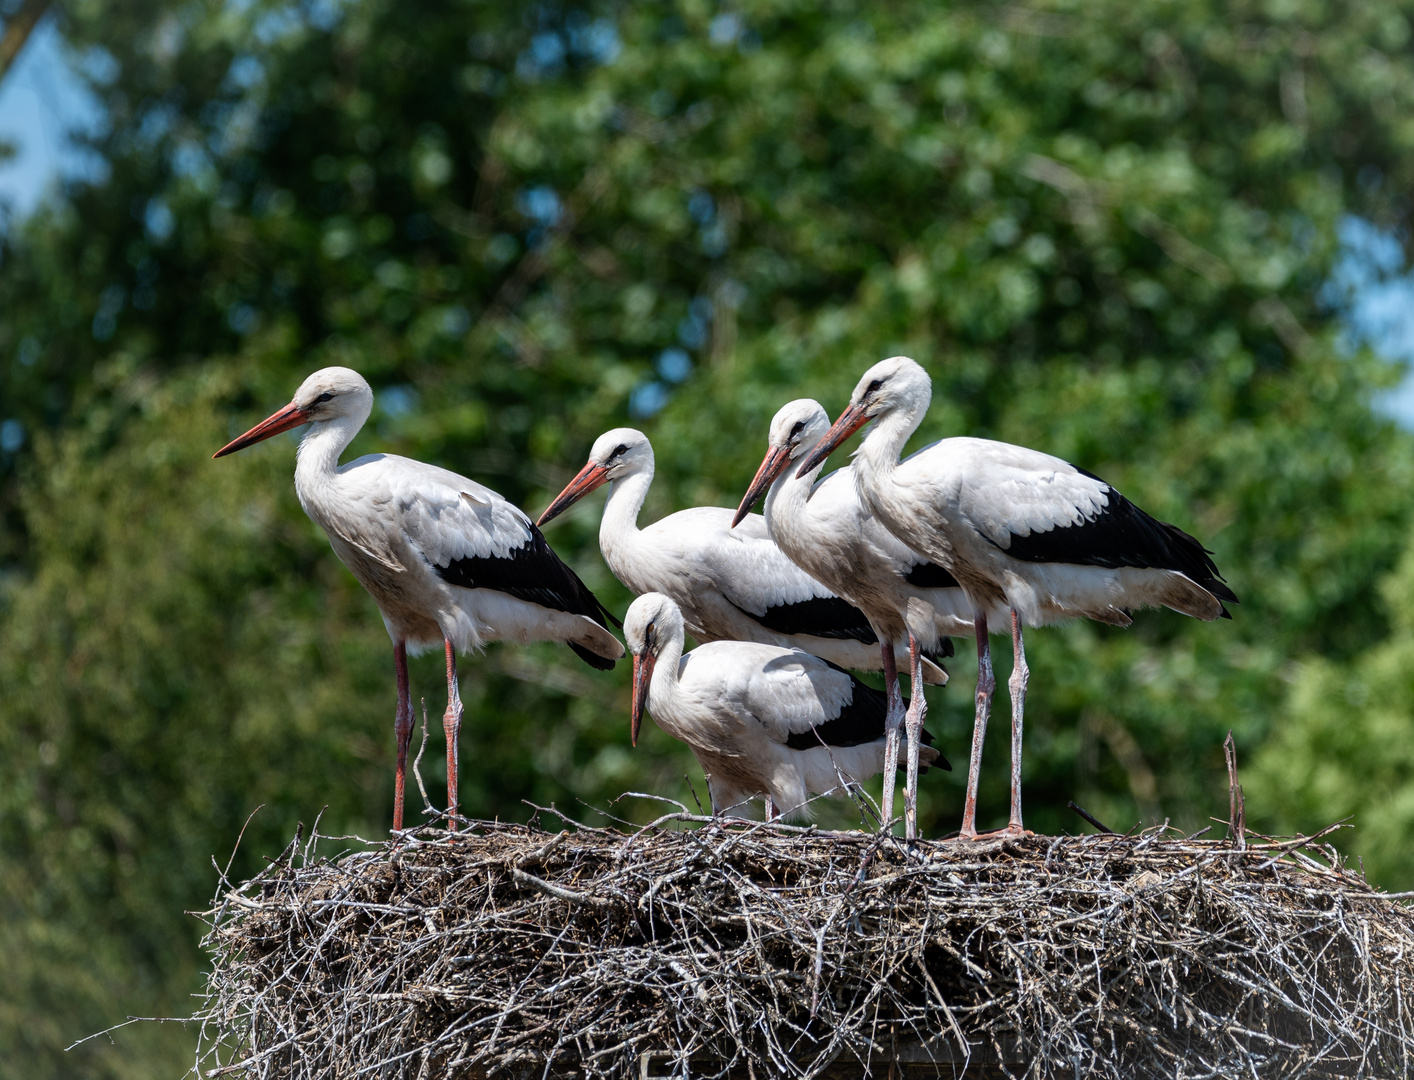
322,499,407,571
332,525,407,572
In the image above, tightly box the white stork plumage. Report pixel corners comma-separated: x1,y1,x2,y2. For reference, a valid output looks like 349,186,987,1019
624,593,948,821
796,356,1237,839
734,399,1008,837
213,367,624,831
536,428,947,684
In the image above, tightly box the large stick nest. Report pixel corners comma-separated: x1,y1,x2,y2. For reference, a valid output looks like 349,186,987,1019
194,811,1414,1079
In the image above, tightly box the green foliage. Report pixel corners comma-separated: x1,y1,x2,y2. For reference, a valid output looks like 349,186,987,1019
5,0,1414,1073
1250,541,1414,889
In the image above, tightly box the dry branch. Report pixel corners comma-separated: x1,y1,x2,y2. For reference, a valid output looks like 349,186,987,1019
193,816,1414,1079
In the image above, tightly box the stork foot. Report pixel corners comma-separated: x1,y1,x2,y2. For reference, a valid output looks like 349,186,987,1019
706,814,757,832
963,824,1034,841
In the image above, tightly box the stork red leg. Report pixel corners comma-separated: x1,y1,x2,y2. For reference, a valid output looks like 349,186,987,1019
903,633,928,840
444,639,463,830
392,641,412,832
879,640,903,834
961,610,995,840
1007,608,1029,835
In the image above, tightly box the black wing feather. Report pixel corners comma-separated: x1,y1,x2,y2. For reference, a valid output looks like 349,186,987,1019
994,468,1238,611
896,562,961,658
926,638,955,660
784,670,950,771
731,595,879,645
733,597,954,658
434,521,621,670
904,561,962,589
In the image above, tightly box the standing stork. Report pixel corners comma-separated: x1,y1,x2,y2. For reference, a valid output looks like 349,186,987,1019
734,399,1007,837
625,593,948,821
796,357,1236,839
537,428,948,684
213,367,624,831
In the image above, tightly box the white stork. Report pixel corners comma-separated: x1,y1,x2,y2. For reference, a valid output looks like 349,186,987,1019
536,428,947,684
213,367,624,831
624,592,948,821
796,356,1236,839
733,399,1008,838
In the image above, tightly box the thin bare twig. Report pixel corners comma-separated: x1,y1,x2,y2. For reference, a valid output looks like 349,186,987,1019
1225,730,1247,852
1067,799,1116,834
412,698,433,819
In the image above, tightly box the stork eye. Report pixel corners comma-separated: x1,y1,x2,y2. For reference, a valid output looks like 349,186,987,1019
789,420,805,439
610,443,629,459
866,379,883,394
315,391,335,404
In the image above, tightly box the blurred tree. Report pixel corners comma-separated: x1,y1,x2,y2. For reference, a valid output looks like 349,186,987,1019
1250,540,1414,886
5,0,1414,1073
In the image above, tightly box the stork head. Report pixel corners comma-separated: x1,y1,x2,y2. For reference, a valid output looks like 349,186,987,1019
794,356,931,477
537,428,653,527
213,367,374,458
732,399,830,527
623,592,682,746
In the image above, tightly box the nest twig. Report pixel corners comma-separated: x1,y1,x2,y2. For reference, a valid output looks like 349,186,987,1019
192,810,1414,1078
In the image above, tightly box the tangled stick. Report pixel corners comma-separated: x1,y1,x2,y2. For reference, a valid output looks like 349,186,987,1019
193,810,1414,1079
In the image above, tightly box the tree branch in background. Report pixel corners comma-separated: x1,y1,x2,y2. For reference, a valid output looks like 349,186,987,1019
0,0,50,87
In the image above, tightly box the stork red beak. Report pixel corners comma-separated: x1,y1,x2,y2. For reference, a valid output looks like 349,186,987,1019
630,650,656,746
732,445,791,527
212,401,311,459
794,403,871,478
537,461,611,527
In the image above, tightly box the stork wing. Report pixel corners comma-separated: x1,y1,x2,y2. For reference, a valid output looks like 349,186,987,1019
942,438,1112,551
718,647,857,742
646,506,879,644
903,560,962,589
732,651,941,754
382,456,620,629
944,439,1234,599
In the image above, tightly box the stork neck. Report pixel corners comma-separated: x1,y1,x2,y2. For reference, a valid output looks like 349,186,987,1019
650,623,686,702
600,463,654,564
294,415,361,489
763,452,819,548
852,403,922,507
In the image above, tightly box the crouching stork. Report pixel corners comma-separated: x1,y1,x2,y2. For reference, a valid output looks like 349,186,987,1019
624,592,949,822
